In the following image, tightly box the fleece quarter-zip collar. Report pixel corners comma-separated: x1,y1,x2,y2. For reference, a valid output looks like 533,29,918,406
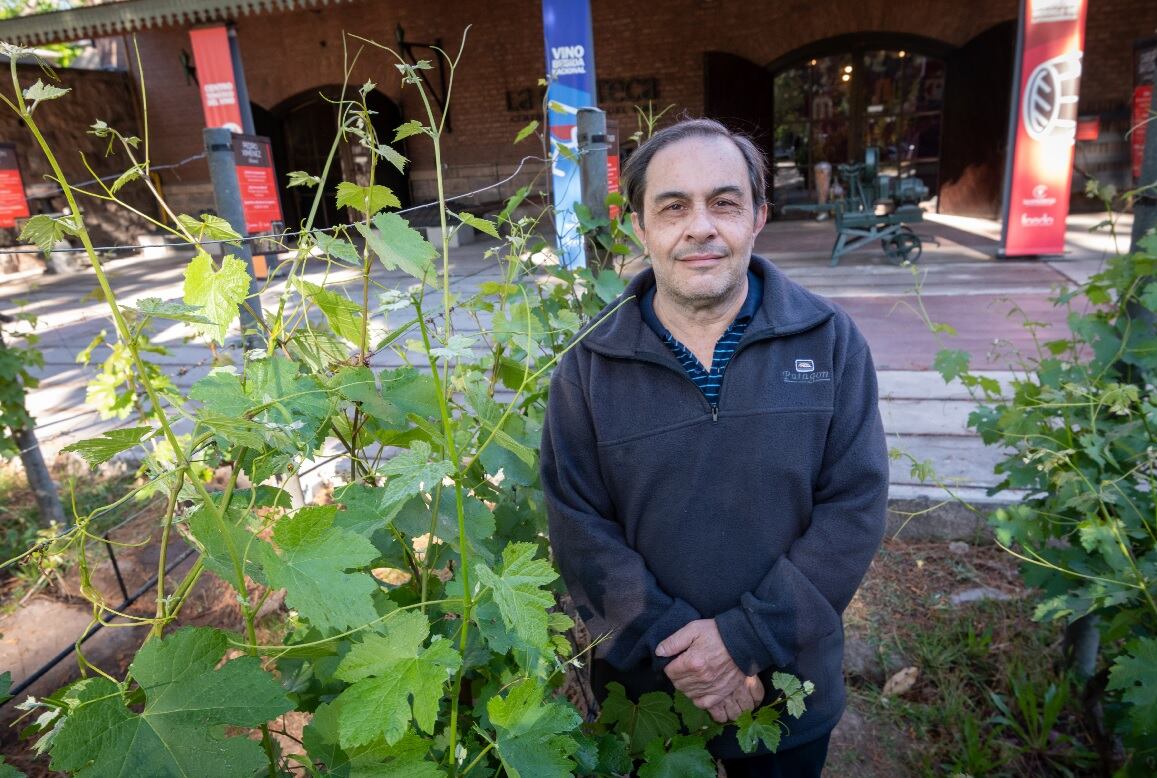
581,254,834,360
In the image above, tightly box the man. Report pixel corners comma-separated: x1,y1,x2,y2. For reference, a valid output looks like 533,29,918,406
541,118,888,776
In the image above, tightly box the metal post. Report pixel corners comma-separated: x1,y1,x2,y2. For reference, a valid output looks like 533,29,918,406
226,24,256,136
577,107,608,267
203,127,263,346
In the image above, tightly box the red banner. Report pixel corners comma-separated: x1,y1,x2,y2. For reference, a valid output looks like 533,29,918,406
190,26,244,133
1000,0,1088,257
234,135,282,233
0,144,30,229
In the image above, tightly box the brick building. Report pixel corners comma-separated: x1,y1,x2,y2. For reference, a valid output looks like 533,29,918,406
0,0,1153,233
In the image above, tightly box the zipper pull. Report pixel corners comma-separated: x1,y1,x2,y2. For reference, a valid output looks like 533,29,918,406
711,404,718,422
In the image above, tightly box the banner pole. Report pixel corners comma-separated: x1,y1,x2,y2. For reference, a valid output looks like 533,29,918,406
998,0,1028,258
204,127,263,347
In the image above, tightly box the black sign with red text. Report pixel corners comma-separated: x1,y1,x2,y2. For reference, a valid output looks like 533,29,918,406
233,134,282,233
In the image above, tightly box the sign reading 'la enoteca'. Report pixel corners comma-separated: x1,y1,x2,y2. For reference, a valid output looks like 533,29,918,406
999,0,1088,257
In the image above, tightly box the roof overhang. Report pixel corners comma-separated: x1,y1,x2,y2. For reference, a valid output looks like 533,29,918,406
0,0,354,47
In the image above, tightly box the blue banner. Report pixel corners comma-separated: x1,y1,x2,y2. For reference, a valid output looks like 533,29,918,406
542,0,596,267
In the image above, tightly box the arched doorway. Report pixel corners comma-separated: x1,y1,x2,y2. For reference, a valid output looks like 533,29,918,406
765,33,953,212
266,86,409,231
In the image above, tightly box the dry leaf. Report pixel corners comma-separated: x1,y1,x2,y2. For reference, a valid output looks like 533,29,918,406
882,665,920,697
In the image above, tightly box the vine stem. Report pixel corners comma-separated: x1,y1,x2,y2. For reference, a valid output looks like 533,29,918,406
6,59,259,661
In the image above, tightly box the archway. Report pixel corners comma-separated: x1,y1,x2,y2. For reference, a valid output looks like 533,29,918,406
764,33,953,212
267,86,409,231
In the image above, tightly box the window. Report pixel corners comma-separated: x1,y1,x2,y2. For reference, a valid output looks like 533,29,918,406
773,48,944,208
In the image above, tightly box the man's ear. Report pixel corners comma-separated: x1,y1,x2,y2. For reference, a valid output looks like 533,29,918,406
631,211,646,248
754,202,768,234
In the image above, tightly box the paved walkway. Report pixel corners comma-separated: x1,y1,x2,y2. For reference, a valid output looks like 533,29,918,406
0,211,1130,509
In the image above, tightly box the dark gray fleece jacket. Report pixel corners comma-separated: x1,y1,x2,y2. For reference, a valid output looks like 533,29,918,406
541,255,888,755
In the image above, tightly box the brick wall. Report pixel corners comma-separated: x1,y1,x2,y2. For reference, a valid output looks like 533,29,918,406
0,64,156,249
124,0,1154,220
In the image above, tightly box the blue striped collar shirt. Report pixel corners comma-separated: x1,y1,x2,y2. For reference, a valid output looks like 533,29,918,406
640,269,763,407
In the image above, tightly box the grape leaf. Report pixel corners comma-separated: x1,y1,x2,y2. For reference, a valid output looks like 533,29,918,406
49,628,292,776
393,120,427,141
23,79,69,103
18,213,75,254
331,366,406,427
371,143,409,174
287,170,321,188
259,505,380,634
376,441,455,514
356,211,438,284
186,502,268,591
128,297,212,324
772,671,814,719
296,278,364,343
638,735,716,778
61,426,152,466
393,490,496,565
514,120,539,144
487,678,581,778
597,683,680,756
182,252,251,344
177,213,241,243
334,611,461,747
933,348,971,383
190,367,255,418
336,182,400,216
246,355,331,452
379,367,441,418
1107,637,1157,735
303,700,442,777
453,211,499,239
674,691,720,738
594,269,626,304
313,231,362,265
473,542,557,650
735,705,782,753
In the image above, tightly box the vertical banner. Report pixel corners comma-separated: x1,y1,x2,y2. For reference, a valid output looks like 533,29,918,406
999,0,1088,257
0,144,30,229
190,26,244,132
234,135,283,233
543,0,597,267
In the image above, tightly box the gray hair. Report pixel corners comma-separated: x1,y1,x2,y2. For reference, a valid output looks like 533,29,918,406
621,118,768,225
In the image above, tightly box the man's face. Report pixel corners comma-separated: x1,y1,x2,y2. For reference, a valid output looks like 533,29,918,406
631,135,767,313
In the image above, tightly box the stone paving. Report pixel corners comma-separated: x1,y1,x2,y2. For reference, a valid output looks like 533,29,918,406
0,211,1130,509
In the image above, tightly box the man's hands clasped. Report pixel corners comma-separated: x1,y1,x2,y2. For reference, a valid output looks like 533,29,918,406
655,619,764,723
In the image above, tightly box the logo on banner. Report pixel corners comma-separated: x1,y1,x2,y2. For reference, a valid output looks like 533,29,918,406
551,45,587,77
1032,0,1081,22
1023,51,1082,143
1023,184,1057,207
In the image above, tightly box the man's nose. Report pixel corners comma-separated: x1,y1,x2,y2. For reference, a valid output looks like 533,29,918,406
684,203,717,240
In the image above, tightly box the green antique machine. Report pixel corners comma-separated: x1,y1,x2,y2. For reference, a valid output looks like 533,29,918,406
784,147,929,266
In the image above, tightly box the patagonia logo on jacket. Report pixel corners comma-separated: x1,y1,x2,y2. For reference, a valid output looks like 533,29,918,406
783,359,831,383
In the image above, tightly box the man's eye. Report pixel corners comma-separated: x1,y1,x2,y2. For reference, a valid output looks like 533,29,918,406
714,199,738,208
662,203,684,212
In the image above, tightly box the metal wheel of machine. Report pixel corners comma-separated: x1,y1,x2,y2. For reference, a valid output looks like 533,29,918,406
882,226,922,265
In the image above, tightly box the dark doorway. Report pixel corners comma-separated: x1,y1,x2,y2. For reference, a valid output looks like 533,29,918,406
267,86,409,231
704,51,776,206
938,22,1016,217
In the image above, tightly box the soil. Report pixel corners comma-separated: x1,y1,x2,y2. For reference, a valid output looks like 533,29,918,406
2,487,1035,777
